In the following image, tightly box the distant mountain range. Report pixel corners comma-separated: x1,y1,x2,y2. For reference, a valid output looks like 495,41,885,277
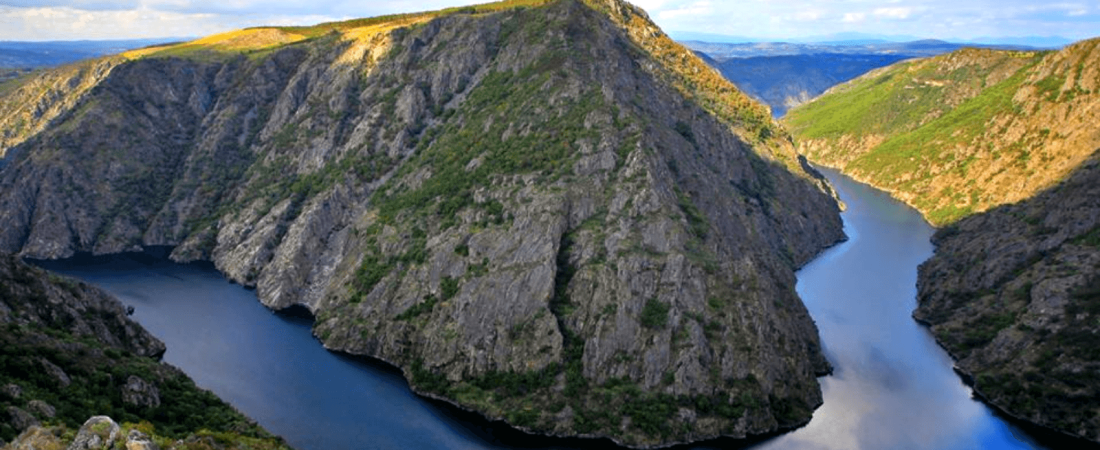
705,53,911,117
685,38,1066,117
682,39,1045,59
669,31,1074,49
0,39,188,69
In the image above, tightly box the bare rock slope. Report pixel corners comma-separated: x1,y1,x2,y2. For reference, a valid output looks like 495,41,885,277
0,0,844,446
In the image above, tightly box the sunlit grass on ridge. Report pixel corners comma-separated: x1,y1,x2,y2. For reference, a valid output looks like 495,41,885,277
122,0,555,61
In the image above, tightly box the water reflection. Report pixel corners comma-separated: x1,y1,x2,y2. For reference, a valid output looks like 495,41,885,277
36,168,1050,450
747,168,1040,450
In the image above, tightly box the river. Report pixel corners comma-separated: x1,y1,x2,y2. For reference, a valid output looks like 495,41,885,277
36,169,1048,450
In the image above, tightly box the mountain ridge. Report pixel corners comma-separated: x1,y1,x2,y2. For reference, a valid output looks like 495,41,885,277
0,0,844,447
785,39,1100,224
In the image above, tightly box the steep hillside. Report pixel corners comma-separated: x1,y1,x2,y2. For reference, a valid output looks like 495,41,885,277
707,53,910,117
916,156,1100,444
0,57,123,161
0,253,288,448
0,0,844,446
786,39,1100,224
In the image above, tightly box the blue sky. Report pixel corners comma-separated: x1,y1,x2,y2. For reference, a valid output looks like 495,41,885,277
0,0,1097,42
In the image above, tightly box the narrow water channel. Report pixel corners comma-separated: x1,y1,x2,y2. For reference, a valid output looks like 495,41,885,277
36,169,1049,450
744,168,1042,450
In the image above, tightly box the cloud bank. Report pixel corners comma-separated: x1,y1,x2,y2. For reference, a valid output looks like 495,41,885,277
0,0,1097,41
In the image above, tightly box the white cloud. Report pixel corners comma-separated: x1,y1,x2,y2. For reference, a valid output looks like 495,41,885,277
842,12,866,23
656,1,713,20
794,9,823,22
873,7,913,19
0,0,1098,43
0,5,334,40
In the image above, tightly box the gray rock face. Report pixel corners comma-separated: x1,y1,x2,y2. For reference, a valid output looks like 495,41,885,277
24,400,55,419
916,157,1100,444
124,429,159,450
38,358,71,389
120,376,161,408
5,407,37,432
66,416,120,450
1,385,20,400
0,1,843,447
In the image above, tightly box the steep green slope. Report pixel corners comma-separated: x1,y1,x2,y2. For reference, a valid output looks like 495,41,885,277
786,40,1100,224
916,156,1100,444
0,0,844,446
0,253,288,448
0,57,123,161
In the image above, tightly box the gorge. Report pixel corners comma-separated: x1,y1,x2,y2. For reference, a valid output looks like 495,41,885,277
2,0,1099,448
0,0,843,447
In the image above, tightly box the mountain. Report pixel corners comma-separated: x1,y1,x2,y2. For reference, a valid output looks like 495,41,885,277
705,53,911,117
0,0,844,447
786,37,1100,444
785,40,1100,224
667,31,764,43
0,39,186,69
0,253,289,448
916,158,1100,445
680,39,1036,59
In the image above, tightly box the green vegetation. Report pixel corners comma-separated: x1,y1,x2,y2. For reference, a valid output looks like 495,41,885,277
676,188,710,239
0,322,279,445
640,298,670,329
782,47,1087,225
347,29,609,302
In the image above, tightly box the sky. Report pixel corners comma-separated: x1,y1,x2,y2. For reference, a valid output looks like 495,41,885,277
0,0,1098,42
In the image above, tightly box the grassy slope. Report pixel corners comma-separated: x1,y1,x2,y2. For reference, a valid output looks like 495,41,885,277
785,40,1100,225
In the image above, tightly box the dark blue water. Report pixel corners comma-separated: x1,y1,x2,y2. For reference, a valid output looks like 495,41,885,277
38,169,1052,450
36,254,572,450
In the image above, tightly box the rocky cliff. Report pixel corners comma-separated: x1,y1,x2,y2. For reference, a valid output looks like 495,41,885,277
916,156,1100,444
0,0,844,446
785,39,1100,225
0,253,288,448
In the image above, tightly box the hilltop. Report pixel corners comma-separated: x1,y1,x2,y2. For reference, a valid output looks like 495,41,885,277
0,0,844,447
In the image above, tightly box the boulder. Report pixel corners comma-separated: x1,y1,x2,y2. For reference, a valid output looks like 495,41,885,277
66,416,120,450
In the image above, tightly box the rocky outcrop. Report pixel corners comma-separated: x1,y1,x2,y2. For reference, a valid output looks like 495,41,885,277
916,156,1100,444
120,376,161,409
67,416,121,450
0,1,844,446
2,415,278,450
0,253,164,358
786,39,1100,225
0,254,286,447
